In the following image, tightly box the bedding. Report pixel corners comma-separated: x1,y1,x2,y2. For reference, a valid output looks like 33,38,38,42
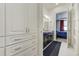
56,31,67,39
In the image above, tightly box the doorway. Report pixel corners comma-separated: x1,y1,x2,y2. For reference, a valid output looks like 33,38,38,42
42,3,72,56
56,11,68,43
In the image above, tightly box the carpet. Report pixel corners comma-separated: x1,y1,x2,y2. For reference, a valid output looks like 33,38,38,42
43,41,61,56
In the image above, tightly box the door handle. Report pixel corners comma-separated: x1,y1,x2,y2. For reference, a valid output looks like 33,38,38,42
26,28,30,33
14,38,22,41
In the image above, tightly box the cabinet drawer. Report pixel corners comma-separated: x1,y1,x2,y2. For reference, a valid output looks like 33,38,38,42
25,46,38,56
22,45,37,56
6,39,37,56
6,34,27,45
0,37,5,47
28,33,37,39
13,45,37,56
0,48,4,56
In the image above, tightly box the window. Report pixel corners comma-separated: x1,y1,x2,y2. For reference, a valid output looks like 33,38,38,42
64,21,67,31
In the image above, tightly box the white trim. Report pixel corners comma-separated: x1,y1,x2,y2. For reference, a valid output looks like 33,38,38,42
43,41,53,51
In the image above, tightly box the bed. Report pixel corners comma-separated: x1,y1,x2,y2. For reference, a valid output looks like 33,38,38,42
56,31,67,39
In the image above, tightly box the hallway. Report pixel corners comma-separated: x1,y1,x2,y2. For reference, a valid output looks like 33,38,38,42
43,3,79,56
59,42,75,56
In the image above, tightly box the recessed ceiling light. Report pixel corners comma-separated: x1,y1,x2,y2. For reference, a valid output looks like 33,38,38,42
56,3,59,5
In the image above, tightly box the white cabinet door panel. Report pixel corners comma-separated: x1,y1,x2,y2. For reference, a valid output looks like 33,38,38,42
0,3,5,36
6,34,27,45
6,39,37,56
0,37,5,48
26,4,38,34
6,3,26,35
13,45,37,56
0,48,4,56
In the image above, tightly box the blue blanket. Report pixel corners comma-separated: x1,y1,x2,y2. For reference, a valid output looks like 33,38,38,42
56,31,67,39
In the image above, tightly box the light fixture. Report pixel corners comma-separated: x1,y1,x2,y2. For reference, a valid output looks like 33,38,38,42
56,3,59,5
44,15,50,19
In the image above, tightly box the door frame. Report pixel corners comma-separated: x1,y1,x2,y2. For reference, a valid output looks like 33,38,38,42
54,8,71,47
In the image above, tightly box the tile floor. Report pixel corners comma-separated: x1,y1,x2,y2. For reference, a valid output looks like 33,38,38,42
58,42,76,56
56,38,76,56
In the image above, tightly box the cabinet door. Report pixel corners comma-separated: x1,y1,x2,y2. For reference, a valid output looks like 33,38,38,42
25,4,38,55
0,37,5,56
6,3,26,35
26,4,38,34
0,48,4,56
0,3,5,36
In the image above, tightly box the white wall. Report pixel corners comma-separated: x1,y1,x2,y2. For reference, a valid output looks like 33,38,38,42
72,4,79,55
37,4,43,55
43,8,54,32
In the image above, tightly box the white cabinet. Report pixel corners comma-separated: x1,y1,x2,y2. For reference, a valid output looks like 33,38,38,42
13,46,38,56
0,37,5,47
26,4,38,34
6,39,37,56
6,34,27,45
0,3,5,56
6,4,26,35
0,37,5,56
5,4,39,56
0,48,4,56
0,3,5,36
0,3,41,56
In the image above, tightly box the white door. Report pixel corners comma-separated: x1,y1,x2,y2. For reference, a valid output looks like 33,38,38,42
25,4,38,43
24,4,38,55
0,3,5,36
26,4,38,34
6,3,26,35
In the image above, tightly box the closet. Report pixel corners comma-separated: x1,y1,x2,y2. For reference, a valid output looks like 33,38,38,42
0,3,42,56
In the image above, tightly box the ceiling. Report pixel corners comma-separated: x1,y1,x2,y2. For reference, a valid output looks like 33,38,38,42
43,3,70,11
43,3,57,11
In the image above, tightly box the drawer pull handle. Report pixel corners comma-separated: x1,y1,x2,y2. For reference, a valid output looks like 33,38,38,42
14,39,22,41
14,47,22,51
